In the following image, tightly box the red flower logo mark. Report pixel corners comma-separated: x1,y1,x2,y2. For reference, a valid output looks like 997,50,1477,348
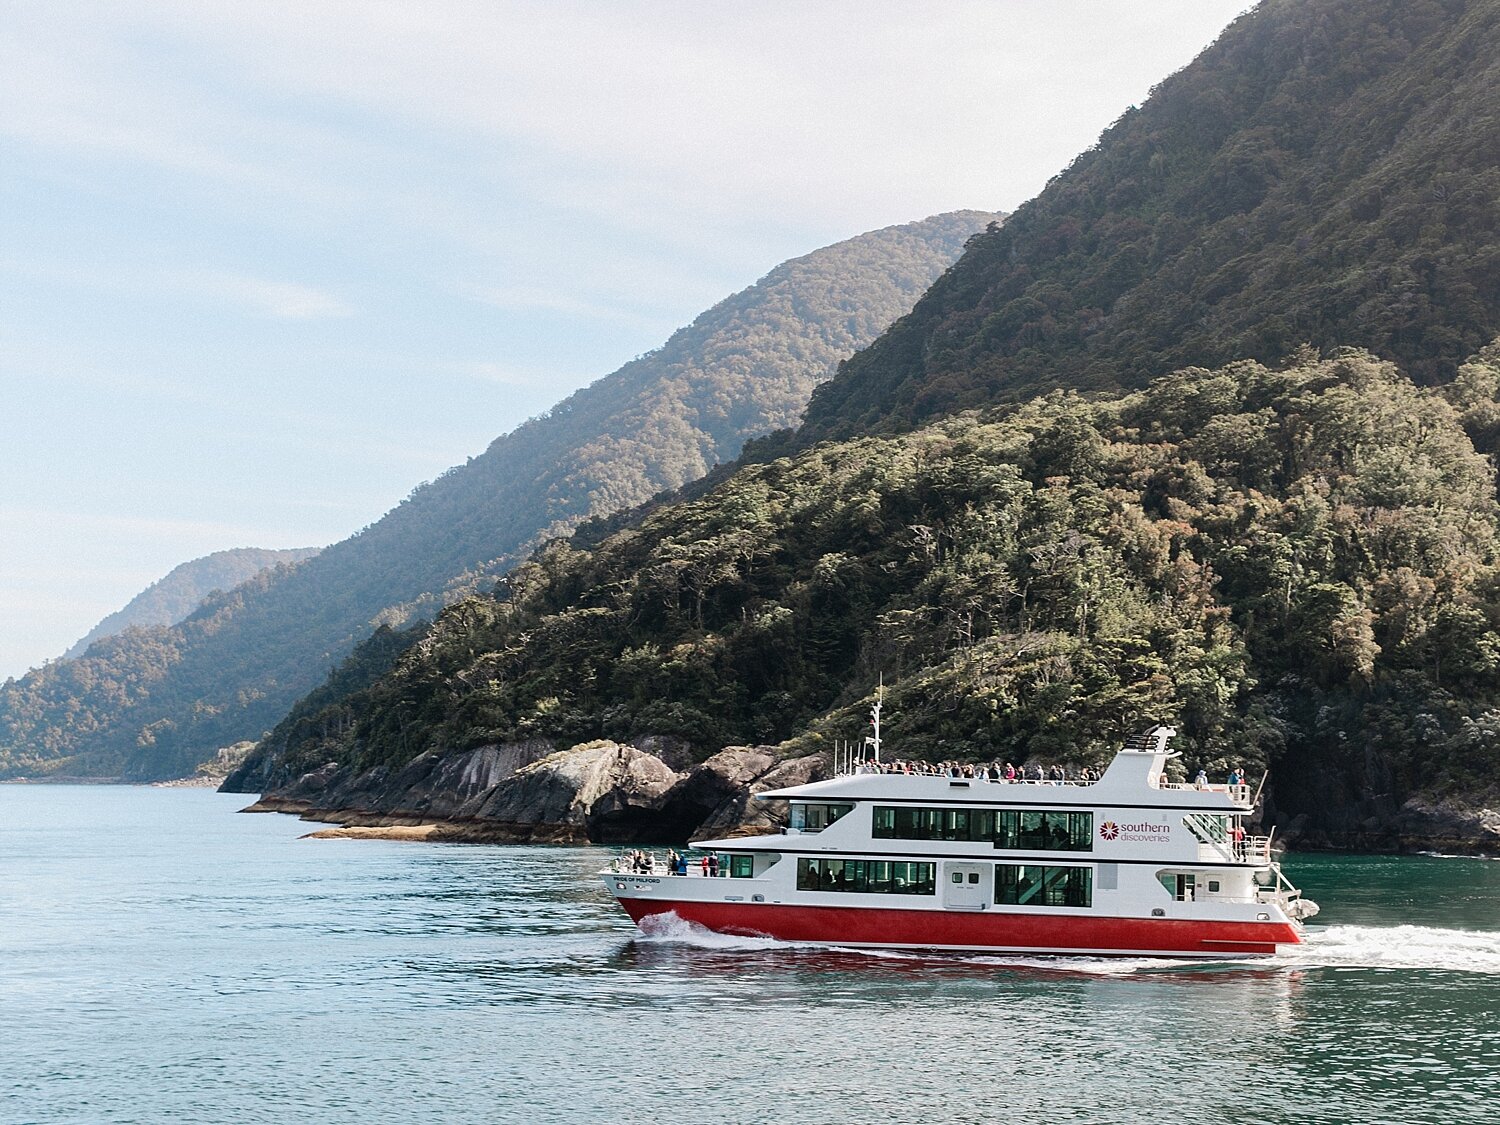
1100,821,1120,841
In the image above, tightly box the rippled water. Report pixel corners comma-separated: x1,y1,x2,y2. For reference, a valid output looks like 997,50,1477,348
3,786,1498,1124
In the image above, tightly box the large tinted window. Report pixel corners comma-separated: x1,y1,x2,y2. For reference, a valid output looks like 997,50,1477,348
796,858,935,896
871,805,1091,850
994,864,1092,907
994,810,1092,851
790,803,853,832
871,806,996,842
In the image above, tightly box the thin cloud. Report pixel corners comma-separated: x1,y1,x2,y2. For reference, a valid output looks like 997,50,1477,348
461,283,663,330
187,272,355,320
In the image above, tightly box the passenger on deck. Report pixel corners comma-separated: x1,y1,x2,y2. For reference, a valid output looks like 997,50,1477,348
1194,769,1209,790
1228,766,1244,787
1004,762,1017,781
708,853,720,878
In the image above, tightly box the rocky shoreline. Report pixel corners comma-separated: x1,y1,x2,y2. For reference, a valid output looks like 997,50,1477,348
237,740,823,845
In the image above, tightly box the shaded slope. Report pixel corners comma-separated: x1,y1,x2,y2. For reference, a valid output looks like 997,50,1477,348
238,347,1500,846
0,211,998,780
801,0,1500,442
63,548,320,661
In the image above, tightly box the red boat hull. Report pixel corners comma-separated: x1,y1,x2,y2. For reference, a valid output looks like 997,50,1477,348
620,898,1299,957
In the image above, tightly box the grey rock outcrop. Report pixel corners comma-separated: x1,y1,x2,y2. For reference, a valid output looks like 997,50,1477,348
1394,797,1500,854
688,748,824,840
244,737,822,844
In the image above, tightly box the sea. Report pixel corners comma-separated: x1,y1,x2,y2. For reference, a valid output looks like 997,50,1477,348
2,785,1498,1125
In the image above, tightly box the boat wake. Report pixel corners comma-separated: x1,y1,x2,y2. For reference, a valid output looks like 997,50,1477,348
633,911,791,951
635,913,1500,976
1274,924,1500,974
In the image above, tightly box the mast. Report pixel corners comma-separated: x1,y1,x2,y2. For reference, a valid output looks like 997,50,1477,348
866,674,884,764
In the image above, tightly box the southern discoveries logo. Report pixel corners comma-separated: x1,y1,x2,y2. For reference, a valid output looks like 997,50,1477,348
1099,819,1171,844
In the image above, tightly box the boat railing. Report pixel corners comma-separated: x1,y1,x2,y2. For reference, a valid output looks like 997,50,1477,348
1161,781,1253,805
834,767,1100,785
607,859,735,878
1196,835,1272,864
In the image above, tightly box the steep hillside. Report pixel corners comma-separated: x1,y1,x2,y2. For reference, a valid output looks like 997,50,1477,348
232,346,1500,846
800,0,1500,442
63,548,320,661
0,212,998,781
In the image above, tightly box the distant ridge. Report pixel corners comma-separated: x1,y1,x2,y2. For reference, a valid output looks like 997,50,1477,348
0,210,1001,780
64,548,320,661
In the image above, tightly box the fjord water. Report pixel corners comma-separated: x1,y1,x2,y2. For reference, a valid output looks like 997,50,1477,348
3,788,1497,1125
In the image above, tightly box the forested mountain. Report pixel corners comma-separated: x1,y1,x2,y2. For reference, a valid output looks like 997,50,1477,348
799,0,1500,442
236,0,1500,843
0,212,997,780
63,548,320,661
233,346,1500,838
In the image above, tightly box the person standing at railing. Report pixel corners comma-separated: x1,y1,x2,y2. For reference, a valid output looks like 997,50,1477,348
1194,768,1209,790
1232,823,1246,859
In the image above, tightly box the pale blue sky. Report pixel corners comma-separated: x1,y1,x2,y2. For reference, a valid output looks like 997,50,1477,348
0,0,1250,678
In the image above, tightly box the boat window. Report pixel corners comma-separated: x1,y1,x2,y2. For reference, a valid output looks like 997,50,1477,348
993,810,1092,852
796,858,936,896
1157,872,1196,901
994,863,1092,907
871,806,996,842
790,803,854,833
725,854,754,879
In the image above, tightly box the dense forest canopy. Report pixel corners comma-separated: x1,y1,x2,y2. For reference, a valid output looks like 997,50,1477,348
243,345,1500,828
799,0,1500,443
0,212,997,780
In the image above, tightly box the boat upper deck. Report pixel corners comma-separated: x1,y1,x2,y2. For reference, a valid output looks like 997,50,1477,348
761,728,1254,812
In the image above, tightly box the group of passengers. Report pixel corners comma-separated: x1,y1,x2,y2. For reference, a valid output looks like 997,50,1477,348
611,848,720,877
856,759,1101,784
1185,766,1249,790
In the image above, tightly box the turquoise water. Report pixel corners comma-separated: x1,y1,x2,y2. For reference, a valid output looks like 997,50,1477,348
3,786,1499,1125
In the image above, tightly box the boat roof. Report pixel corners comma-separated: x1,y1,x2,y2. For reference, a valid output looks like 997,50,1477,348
756,741,1247,811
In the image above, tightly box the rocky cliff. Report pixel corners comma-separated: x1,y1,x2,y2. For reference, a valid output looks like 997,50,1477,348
245,739,822,845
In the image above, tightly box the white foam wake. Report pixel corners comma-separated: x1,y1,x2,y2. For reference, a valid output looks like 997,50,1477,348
634,911,792,951
635,913,1500,976
1279,924,1500,974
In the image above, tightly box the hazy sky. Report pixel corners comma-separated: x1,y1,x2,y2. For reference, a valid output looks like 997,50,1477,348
0,0,1250,679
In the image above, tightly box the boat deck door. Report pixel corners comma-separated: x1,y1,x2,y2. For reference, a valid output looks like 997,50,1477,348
943,862,987,911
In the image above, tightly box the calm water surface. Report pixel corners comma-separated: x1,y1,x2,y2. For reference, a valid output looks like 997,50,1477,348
3,785,1499,1124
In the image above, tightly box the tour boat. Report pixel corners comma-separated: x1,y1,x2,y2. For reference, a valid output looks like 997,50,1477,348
602,723,1318,958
